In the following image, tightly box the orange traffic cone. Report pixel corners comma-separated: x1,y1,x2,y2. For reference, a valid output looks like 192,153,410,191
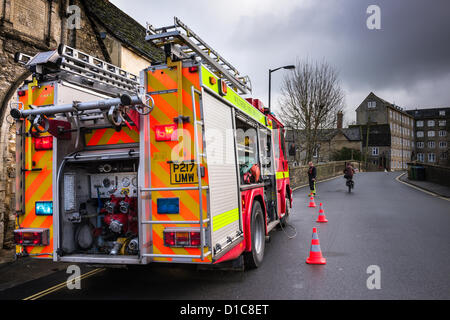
308,196,316,208
306,227,326,265
316,203,328,223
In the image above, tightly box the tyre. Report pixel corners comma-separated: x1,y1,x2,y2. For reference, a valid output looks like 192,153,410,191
280,197,290,228
244,201,266,269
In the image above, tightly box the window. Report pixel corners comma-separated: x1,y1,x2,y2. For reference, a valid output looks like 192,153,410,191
416,120,423,127
428,153,436,163
439,110,446,116
417,153,424,162
427,120,435,127
441,152,448,159
368,101,376,109
427,131,435,137
439,141,447,148
428,141,435,149
417,131,424,138
439,130,447,137
372,147,379,156
439,120,446,126
417,142,424,149
236,118,260,184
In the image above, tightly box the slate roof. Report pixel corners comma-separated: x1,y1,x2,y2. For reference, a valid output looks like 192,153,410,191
285,127,361,143
83,0,164,62
406,107,450,120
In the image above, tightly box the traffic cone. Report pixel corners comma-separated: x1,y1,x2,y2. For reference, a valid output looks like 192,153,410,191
316,203,328,223
306,227,326,265
308,196,316,208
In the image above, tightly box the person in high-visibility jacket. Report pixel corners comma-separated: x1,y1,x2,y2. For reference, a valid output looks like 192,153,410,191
307,161,317,196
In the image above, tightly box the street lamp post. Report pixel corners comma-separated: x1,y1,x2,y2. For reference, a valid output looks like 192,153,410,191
268,65,295,113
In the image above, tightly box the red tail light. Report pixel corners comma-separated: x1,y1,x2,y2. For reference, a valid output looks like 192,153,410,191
190,232,201,246
34,136,53,151
18,90,26,97
163,229,201,247
14,229,49,246
163,232,176,246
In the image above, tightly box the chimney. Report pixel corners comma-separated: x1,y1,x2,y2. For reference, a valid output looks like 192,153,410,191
337,111,344,129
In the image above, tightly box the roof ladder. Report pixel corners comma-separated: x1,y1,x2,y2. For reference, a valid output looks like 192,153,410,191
145,17,252,95
15,45,140,94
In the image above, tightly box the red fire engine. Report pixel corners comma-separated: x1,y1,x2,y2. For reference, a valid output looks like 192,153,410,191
11,17,292,268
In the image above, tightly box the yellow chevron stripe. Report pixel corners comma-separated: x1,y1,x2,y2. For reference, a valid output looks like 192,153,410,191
212,208,239,232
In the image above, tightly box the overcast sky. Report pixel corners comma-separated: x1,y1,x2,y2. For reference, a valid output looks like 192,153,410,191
110,0,450,124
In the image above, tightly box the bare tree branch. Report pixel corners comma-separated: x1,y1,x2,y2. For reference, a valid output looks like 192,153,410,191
278,59,344,164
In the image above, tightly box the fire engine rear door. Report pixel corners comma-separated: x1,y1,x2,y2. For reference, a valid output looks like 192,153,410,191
202,91,243,258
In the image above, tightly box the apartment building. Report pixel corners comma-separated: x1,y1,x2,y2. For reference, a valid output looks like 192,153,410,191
406,108,450,166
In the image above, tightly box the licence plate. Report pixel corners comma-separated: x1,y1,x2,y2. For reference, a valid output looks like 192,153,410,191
170,162,198,184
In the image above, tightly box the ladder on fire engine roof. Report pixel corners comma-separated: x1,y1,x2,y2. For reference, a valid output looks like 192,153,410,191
139,86,211,261
15,45,140,94
145,17,252,95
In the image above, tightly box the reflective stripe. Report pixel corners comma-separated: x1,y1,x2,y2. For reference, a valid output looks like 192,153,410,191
310,244,322,252
276,171,289,180
312,232,319,240
212,208,239,232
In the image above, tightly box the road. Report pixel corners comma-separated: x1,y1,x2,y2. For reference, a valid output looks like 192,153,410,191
1,172,449,300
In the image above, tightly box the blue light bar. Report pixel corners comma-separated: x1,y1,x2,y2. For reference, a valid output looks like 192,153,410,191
35,201,53,216
157,198,179,214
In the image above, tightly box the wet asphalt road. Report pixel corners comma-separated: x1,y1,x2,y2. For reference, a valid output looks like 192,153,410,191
2,172,450,300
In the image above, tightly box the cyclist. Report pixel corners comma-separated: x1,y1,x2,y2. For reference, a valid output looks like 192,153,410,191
343,162,356,190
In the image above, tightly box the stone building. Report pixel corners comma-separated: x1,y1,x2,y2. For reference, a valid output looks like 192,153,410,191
0,0,162,248
285,112,362,165
406,107,450,166
355,92,414,171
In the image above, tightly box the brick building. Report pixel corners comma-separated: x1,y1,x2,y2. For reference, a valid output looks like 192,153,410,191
0,0,162,248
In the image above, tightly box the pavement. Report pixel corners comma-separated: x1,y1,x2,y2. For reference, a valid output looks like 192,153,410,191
0,171,449,300
398,173,450,198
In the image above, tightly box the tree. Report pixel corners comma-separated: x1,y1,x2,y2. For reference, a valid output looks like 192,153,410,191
278,59,345,164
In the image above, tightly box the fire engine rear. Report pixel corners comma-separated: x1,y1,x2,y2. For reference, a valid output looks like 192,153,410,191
11,17,292,268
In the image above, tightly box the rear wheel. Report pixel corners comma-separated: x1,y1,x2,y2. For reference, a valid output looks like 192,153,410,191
244,201,265,269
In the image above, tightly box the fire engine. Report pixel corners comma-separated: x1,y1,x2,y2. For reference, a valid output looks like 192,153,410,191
11,17,292,268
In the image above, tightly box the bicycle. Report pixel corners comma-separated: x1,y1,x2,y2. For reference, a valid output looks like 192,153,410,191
345,177,354,193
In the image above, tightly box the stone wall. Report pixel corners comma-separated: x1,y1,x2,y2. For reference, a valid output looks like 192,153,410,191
289,161,362,189
407,162,450,188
